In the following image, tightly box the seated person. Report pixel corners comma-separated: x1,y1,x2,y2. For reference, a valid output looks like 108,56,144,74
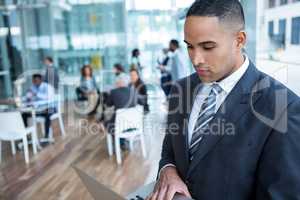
22,74,56,141
103,76,137,138
129,68,149,113
76,64,98,101
113,63,130,88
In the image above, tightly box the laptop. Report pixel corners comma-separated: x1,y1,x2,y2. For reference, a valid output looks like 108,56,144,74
73,166,193,200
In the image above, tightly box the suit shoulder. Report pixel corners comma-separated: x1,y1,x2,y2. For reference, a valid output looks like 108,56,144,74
175,73,198,86
110,88,121,96
256,69,300,104
112,87,130,94
168,73,198,95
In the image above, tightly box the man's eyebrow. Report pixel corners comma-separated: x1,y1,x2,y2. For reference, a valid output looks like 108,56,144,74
184,40,216,46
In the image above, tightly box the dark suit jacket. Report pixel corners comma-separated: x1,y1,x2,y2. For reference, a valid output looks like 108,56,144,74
104,86,137,134
106,86,137,109
44,66,59,90
159,61,300,200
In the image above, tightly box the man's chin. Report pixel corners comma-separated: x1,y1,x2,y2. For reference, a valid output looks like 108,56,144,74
197,75,214,83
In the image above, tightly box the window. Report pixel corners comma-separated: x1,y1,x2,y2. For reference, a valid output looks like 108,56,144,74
269,0,276,8
268,21,274,36
291,17,300,44
280,0,287,5
279,19,286,36
279,19,286,47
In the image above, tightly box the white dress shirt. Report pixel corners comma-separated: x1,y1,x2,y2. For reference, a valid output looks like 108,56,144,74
188,55,249,145
25,82,56,108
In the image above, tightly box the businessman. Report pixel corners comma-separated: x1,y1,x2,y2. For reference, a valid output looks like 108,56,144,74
44,56,59,91
103,75,137,141
147,0,300,200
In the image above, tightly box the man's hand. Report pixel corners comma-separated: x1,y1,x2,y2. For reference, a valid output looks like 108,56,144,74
146,166,191,200
26,91,34,101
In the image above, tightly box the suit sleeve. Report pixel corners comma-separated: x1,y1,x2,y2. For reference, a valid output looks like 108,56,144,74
255,98,300,199
158,84,178,173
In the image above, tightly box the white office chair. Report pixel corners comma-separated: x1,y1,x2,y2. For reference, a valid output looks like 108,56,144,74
106,105,147,165
31,94,66,143
0,111,38,164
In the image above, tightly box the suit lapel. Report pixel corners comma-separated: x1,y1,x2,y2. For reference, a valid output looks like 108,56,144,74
186,62,263,178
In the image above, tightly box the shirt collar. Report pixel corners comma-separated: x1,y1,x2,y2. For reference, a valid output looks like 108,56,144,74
217,55,249,94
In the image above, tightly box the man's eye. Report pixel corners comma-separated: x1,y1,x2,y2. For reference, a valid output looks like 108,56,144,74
203,46,214,50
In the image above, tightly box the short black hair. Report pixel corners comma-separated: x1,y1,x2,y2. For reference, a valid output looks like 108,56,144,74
132,48,140,57
170,39,179,48
113,63,124,72
45,56,53,63
32,74,42,80
186,0,245,31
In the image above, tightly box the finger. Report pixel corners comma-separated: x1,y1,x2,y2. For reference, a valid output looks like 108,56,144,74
181,188,192,198
153,181,161,192
165,186,177,200
156,184,167,200
149,191,158,200
145,192,154,200
178,186,192,198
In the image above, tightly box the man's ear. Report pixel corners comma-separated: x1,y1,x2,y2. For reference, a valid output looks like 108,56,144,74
236,31,246,50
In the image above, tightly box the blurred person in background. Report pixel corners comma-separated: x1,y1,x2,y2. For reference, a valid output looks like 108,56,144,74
22,74,56,142
103,75,137,148
158,48,173,97
131,48,143,72
43,56,59,92
169,39,191,81
76,64,98,101
129,68,149,114
113,63,130,87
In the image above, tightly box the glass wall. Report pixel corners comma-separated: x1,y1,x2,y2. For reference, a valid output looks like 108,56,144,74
0,0,127,98
0,0,195,98
0,3,23,98
60,1,126,68
126,10,178,78
126,0,195,80
58,0,126,87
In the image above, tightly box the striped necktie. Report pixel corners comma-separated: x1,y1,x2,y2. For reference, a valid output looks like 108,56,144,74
189,83,223,160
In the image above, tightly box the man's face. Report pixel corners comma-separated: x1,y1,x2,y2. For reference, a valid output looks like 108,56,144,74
33,78,42,86
169,43,176,52
114,67,120,75
44,59,51,66
184,16,243,83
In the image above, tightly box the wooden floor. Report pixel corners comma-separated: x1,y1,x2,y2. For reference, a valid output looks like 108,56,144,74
0,95,167,200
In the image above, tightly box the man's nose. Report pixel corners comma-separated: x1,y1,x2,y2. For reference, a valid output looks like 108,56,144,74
190,50,205,67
